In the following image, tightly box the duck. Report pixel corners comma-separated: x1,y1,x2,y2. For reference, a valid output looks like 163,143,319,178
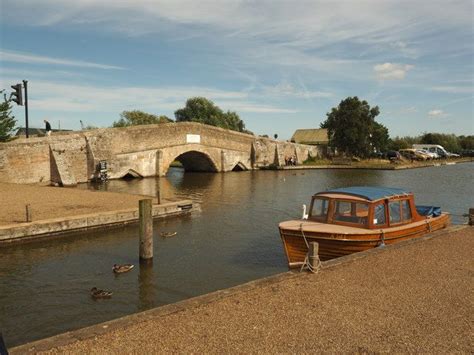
160,231,177,238
112,264,134,274
90,287,113,299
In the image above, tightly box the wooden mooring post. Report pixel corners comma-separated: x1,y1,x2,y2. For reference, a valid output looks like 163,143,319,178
139,199,153,264
469,208,474,226
308,242,319,270
25,204,32,223
156,179,161,205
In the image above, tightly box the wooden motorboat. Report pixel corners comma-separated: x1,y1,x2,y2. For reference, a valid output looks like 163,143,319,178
279,186,450,268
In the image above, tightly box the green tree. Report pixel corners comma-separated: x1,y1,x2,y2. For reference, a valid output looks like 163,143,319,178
458,135,474,150
321,96,388,158
113,110,173,127
420,133,460,152
0,90,17,142
389,135,421,151
371,122,390,153
174,97,246,132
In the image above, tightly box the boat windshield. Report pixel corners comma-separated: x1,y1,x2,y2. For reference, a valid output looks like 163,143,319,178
310,198,329,221
333,200,369,227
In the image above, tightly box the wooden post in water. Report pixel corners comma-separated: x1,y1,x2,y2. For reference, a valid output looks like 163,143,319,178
139,199,153,264
308,242,319,269
25,204,32,222
156,179,161,205
469,208,474,226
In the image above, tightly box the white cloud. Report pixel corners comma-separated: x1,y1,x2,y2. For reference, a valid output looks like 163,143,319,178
373,63,414,80
263,82,332,99
2,0,471,75
218,101,299,114
0,76,295,115
430,86,473,94
428,109,447,117
0,50,124,70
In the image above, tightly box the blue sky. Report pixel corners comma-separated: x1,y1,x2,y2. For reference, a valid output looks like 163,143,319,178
1,0,473,138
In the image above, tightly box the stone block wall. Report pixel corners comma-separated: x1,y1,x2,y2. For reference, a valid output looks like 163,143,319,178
0,122,323,185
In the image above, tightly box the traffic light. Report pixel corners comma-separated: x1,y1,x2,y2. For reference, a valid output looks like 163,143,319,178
11,83,23,106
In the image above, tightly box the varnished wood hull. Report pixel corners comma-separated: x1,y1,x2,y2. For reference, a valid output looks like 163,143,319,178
279,214,450,268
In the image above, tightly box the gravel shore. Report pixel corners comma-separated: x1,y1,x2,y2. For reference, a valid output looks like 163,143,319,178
0,182,154,226
20,226,473,354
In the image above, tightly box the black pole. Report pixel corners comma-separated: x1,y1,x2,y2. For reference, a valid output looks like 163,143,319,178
23,80,29,139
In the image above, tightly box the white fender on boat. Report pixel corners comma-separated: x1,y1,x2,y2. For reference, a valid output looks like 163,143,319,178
302,204,309,220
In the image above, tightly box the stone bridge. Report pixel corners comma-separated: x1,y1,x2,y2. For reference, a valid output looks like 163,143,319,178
0,122,322,186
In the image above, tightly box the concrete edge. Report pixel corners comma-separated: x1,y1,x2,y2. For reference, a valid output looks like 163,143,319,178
0,200,193,245
9,224,469,353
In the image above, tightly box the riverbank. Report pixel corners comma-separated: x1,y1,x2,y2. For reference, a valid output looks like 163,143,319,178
0,182,192,243
11,225,473,353
273,157,473,170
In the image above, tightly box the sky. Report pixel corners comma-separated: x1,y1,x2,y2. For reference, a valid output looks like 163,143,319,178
0,0,473,139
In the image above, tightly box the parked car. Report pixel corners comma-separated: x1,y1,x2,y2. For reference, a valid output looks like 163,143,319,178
460,149,474,157
416,149,437,159
385,151,401,160
399,149,428,161
412,144,448,159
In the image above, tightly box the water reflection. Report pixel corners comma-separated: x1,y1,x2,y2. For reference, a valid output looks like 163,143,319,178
138,264,155,311
1,164,472,347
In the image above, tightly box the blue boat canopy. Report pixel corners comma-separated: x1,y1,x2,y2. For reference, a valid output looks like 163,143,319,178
321,186,411,201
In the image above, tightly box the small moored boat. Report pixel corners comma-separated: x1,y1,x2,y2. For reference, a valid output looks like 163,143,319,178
279,186,450,268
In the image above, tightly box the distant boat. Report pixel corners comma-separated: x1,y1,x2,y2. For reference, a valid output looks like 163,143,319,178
279,186,450,267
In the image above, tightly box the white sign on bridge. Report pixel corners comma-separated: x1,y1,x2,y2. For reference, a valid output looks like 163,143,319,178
186,134,201,144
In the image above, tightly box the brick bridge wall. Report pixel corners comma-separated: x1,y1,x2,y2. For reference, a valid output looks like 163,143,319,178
0,122,322,185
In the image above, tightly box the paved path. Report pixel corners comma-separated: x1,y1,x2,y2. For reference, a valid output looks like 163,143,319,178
0,182,155,226
12,226,473,354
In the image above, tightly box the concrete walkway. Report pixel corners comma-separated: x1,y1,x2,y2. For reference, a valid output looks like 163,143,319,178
12,226,473,354
0,182,193,244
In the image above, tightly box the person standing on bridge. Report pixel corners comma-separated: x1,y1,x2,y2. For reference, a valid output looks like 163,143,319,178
44,119,52,137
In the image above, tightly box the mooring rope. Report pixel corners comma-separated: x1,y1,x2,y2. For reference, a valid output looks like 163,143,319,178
299,223,322,274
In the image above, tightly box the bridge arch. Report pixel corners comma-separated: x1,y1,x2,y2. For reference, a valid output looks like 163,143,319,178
160,145,221,175
232,162,248,171
120,169,143,179
174,150,218,173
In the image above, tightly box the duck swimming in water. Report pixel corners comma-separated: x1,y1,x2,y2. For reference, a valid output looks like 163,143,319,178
112,264,134,273
90,287,112,299
160,231,177,238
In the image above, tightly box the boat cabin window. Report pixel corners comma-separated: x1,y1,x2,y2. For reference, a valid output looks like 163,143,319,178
402,200,412,221
333,200,368,226
373,203,386,226
389,200,402,224
311,198,329,221
389,199,412,224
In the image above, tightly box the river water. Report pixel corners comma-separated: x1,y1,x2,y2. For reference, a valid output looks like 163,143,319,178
1,163,472,347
